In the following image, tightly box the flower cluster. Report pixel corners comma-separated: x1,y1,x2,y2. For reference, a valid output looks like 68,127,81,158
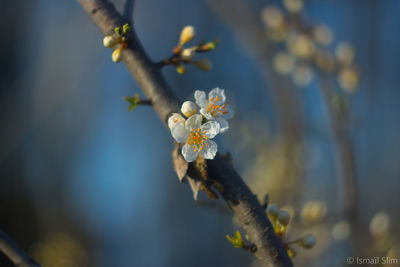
168,88,234,162
161,25,220,74
261,0,360,92
103,24,131,63
267,203,316,258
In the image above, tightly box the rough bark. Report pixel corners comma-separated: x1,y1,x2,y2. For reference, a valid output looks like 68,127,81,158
0,229,41,267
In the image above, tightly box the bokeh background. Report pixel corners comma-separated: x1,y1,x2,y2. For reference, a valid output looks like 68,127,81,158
1,0,400,266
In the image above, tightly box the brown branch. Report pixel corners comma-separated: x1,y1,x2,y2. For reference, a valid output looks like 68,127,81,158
123,0,135,22
316,74,358,225
0,228,41,267
76,0,293,266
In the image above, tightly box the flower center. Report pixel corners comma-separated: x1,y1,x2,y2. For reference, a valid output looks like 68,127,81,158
206,95,228,117
187,128,208,152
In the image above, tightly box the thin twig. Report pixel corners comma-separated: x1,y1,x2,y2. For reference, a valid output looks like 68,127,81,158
77,0,293,266
0,228,41,267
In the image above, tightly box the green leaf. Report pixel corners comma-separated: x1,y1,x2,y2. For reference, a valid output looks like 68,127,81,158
123,94,140,111
122,23,131,34
226,231,243,248
115,26,122,36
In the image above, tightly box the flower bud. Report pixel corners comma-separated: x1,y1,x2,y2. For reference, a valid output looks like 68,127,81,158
103,35,118,48
283,0,303,13
277,210,290,226
180,26,195,45
112,48,123,62
181,101,198,117
168,113,185,130
193,59,212,72
201,41,217,51
176,64,186,74
267,204,280,218
297,234,316,249
181,48,195,61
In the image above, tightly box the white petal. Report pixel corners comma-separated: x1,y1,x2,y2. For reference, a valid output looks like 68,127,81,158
222,104,234,120
200,108,213,120
168,113,185,130
217,118,229,133
171,124,189,143
208,87,226,103
185,114,202,130
201,140,218,160
201,121,220,138
194,90,207,107
182,144,199,162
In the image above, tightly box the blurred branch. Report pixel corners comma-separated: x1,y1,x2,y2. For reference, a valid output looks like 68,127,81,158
0,228,41,267
77,0,293,266
123,0,135,22
317,74,358,223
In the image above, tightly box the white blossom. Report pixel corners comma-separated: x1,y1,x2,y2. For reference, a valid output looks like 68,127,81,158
170,114,220,162
194,88,234,133
168,113,185,130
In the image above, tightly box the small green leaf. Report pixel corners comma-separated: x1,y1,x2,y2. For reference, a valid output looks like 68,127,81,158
123,23,131,34
115,26,122,36
226,231,243,248
123,94,140,111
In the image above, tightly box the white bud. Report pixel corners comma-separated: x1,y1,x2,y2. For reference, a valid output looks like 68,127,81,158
168,113,185,130
267,204,280,218
181,48,195,61
103,35,118,48
181,101,198,118
180,26,195,45
112,48,123,63
277,210,290,226
298,234,316,249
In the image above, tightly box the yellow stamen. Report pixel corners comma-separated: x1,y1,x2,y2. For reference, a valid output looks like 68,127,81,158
187,127,208,151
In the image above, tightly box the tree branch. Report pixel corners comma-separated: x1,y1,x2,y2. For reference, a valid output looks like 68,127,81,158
0,228,41,267
123,0,135,22
76,0,293,266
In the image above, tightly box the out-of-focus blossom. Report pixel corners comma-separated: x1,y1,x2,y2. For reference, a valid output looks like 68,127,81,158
262,7,284,29
301,200,327,224
283,0,304,13
314,50,335,72
335,42,355,66
287,34,315,59
193,59,213,72
369,212,391,236
332,220,351,240
292,64,314,87
313,25,334,46
273,52,294,75
338,66,360,92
